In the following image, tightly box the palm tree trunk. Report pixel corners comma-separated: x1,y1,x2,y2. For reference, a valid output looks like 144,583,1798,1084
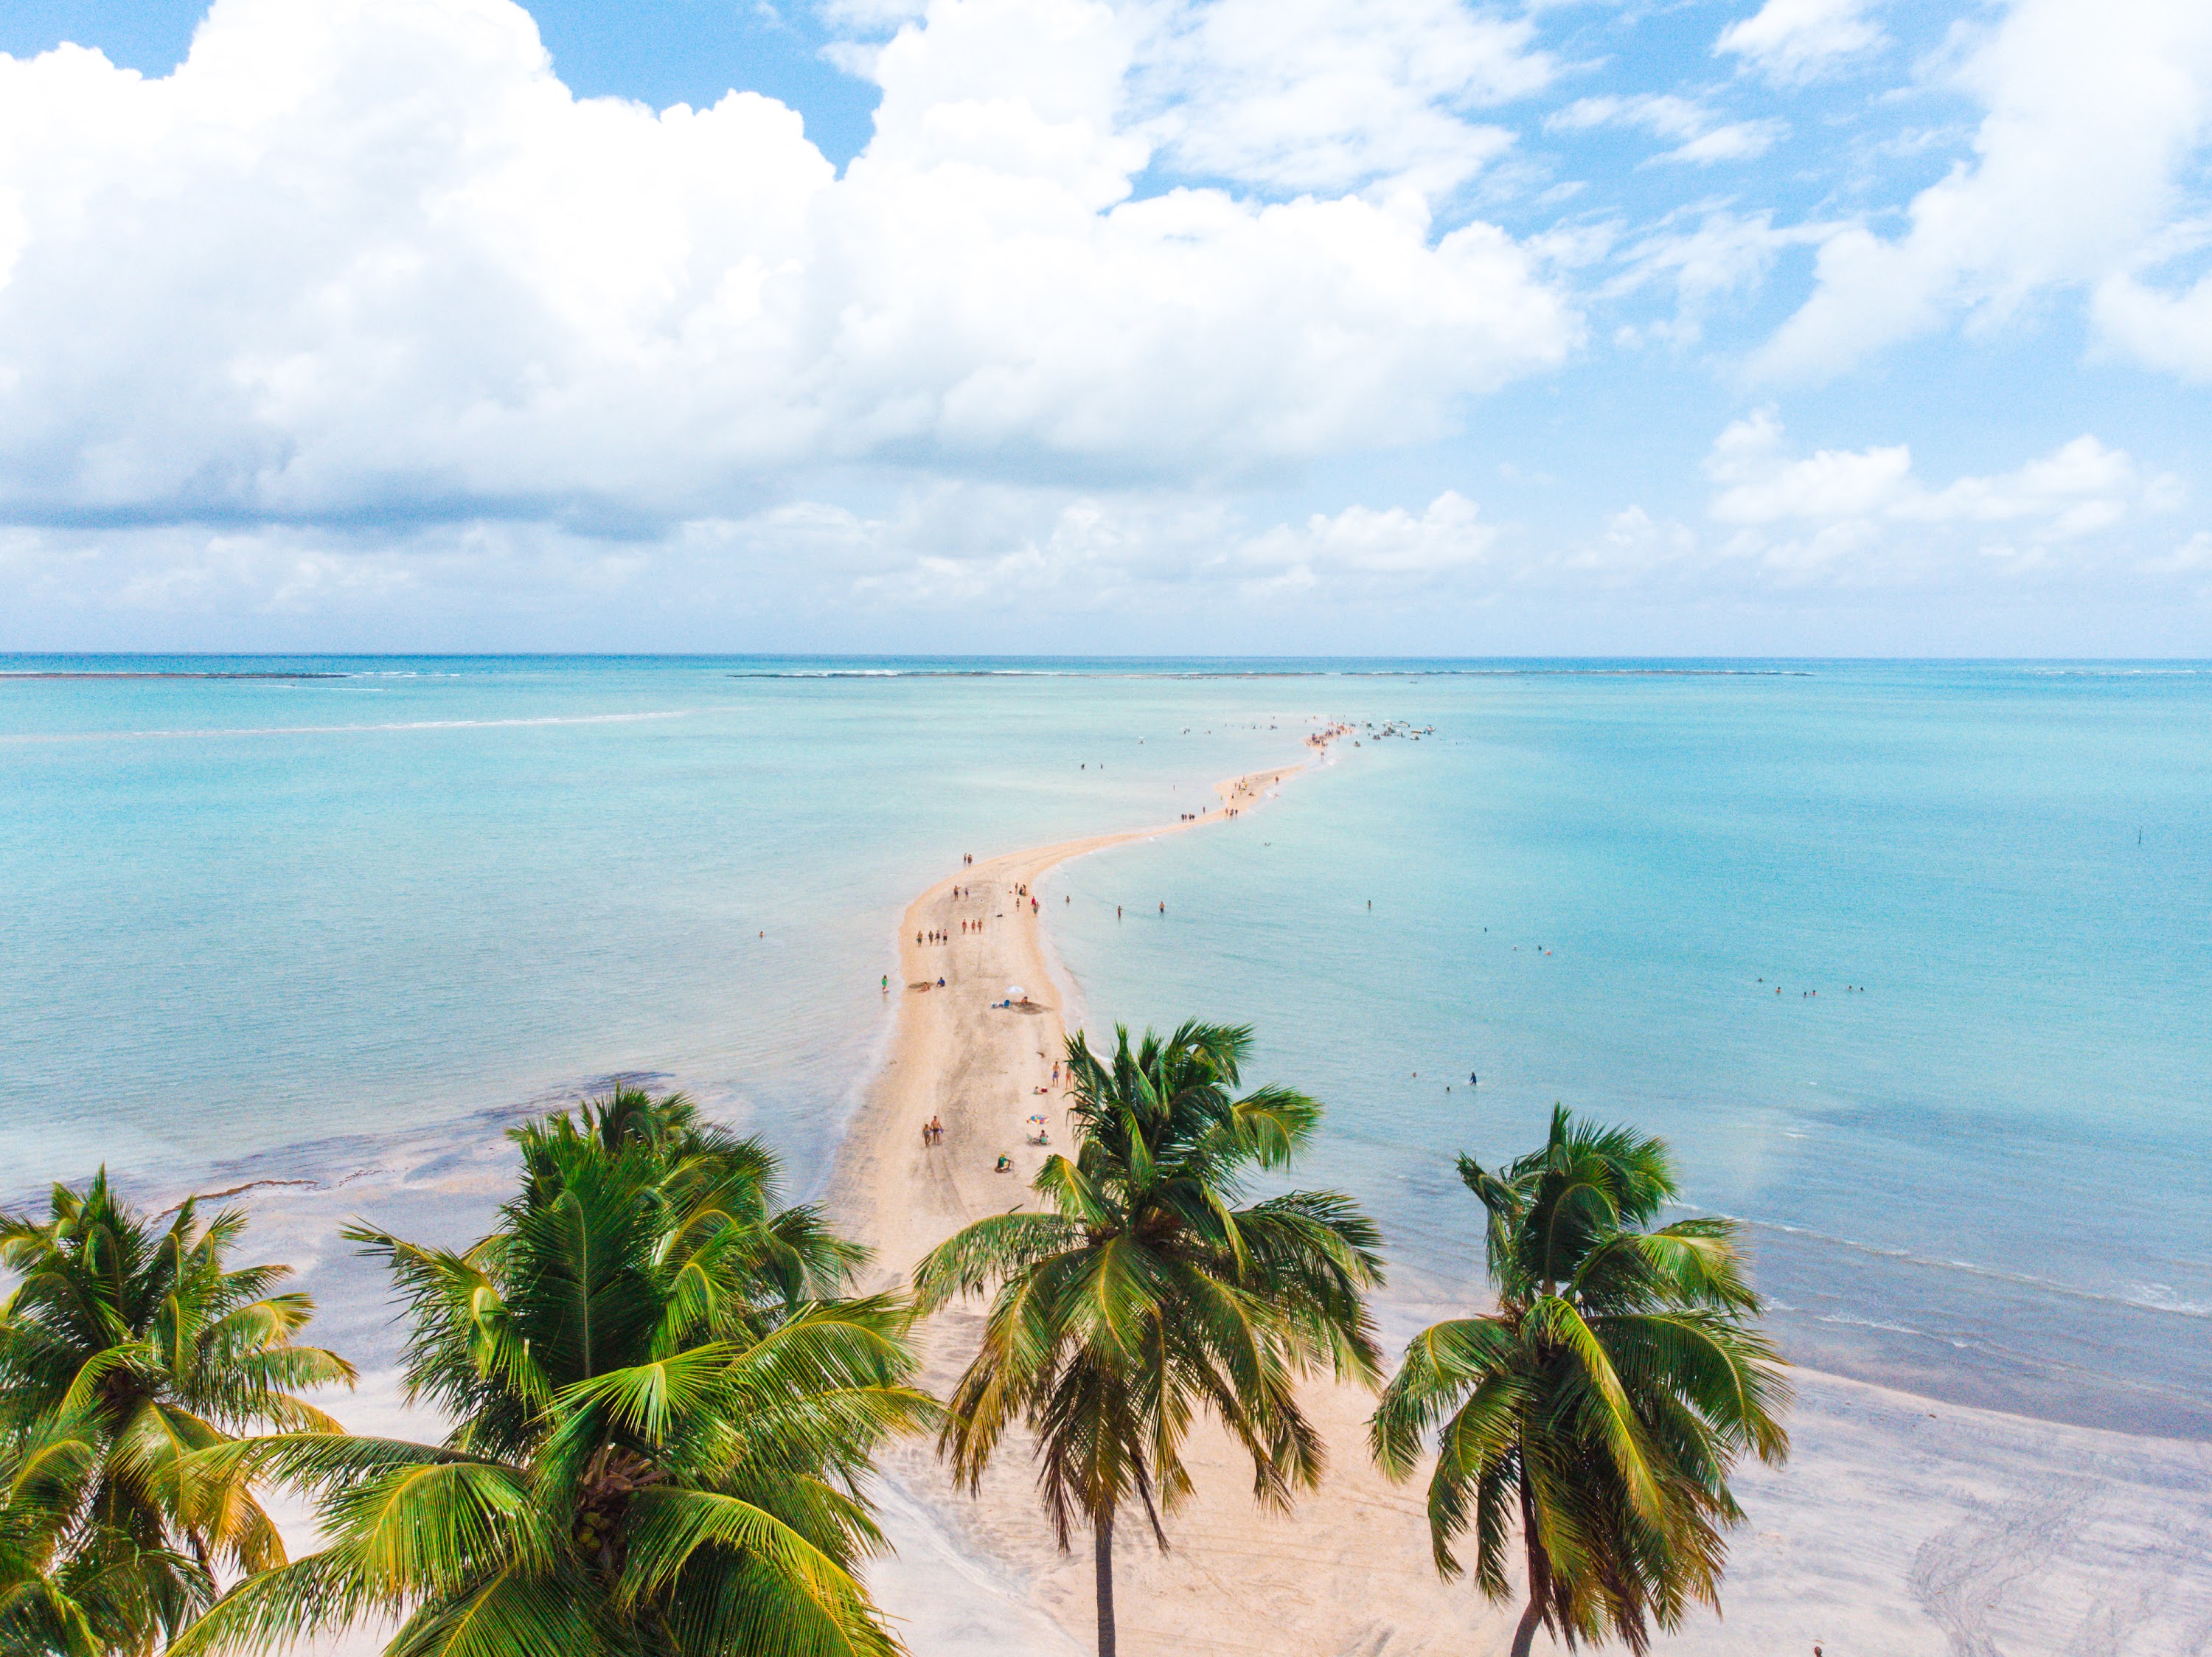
1093,1509,1116,1657
1508,1597,1544,1657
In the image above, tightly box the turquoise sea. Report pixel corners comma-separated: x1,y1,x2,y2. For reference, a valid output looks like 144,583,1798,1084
4,658,2207,1437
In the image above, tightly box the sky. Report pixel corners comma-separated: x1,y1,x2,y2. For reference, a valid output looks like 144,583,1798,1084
1,0,2210,655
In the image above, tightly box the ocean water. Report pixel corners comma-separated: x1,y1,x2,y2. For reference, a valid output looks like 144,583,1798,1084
4,657,2207,1437
1046,662,2212,1437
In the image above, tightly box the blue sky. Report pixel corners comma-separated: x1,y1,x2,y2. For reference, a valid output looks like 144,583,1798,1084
2,0,2208,654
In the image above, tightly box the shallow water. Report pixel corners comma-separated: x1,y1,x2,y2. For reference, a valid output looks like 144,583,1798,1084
1047,662,2212,1436
4,656,2206,1436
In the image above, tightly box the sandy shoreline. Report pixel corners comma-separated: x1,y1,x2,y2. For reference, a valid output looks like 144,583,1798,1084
825,751,1314,1279
824,728,2212,1657
823,728,1507,1652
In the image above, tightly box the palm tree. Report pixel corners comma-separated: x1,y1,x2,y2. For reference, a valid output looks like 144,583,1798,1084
1,1408,122,1656
0,1173,355,1653
175,1089,934,1657
0,1406,228,1657
912,1022,1384,1657
1370,1106,1791,1657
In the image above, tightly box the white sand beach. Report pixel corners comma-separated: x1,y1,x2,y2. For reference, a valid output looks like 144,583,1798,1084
827,737,2212,1657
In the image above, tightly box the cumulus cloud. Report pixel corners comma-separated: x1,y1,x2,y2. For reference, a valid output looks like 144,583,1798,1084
1702,408,2180,574
2093,268,2212,381
1753,0,2212,381
1547,505,1697,583
0,0,1577,530
1715,0,1887,85
1235,490,1493,590
1546,93,1784,166
0,479,1508,646
770,484,1497,606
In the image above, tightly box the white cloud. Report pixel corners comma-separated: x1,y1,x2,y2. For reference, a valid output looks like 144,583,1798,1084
2146,529,2212,574
810,484,1498,607
1702,409,2180,574
1237,490,1493,586
1550,94,1707,141
1130,0,1553,201
1611,208,1836,344
1753,0,2212,381
0,0,1577,530
1546,93,1784,165
2093,267,2212,381
1659,122,1787,165
1705,409,1913,525
1716,0,1887,85
0,479,1510,645
1551,504,1697,581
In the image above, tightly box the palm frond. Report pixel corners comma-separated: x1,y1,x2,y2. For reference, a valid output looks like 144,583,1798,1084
1382,1107,1788,1648
911,1212,1083,1313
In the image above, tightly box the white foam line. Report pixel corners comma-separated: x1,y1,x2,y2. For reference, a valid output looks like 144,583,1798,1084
1716,1210,2212,1320
2,710,697,743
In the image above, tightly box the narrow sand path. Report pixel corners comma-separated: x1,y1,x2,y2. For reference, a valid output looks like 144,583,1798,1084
824,736,1520,1655
827,758,1310,1281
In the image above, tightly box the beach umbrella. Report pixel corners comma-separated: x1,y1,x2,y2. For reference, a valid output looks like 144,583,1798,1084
1007,984,1026,999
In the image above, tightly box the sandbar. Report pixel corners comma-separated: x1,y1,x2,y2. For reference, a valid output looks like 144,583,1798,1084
828,728,2212,1656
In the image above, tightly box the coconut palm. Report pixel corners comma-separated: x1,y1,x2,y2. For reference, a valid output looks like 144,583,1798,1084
0,1406,226,1657
173,1091,933,1657
912,1021,1383,1657
1370,1106,1791,1657
0,1173,354,1653
1,1408,133,1656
